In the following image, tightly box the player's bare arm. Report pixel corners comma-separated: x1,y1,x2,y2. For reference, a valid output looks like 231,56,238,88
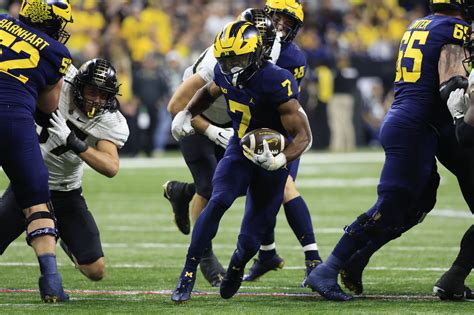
167,73,215,134
439,44,467,83
37,79,64,114
279,98,311,162
78,139,120,178
186,81,222,117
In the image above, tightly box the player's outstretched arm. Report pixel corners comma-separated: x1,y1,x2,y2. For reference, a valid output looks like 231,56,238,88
167,73,207,117
279,98,312,162
79,139,120,178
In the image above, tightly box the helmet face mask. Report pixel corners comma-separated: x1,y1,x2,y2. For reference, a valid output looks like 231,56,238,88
19,0,73,44
73,59,120,119
240,8,276,58
265,0,304,43
214,21,264,87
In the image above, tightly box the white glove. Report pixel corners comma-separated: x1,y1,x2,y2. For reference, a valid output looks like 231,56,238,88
269,31,282,64
48,110,71,146
171,110,194,141
204,124,233,148
469,69,474,93
447,88,470,119
242,139,287,171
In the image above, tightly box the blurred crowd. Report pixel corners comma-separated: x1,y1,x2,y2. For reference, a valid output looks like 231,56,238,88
0,0,430,155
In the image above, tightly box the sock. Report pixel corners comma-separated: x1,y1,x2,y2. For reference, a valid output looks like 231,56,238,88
38,253,58,275
284,196,321,261
202,244,214,259
322,254,344,277
184,183,196,199
452,225,474,278
332,233,360,262
258,243,276,261
302,243,321,261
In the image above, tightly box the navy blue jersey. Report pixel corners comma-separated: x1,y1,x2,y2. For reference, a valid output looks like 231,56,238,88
277,42,306,88
0,14,72,115
213,61,299,139
392,14,468,126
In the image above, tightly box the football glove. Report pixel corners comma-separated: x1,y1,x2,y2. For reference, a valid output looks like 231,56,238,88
242,139,287,171
49,111,88,154
204,124,233,148
447,88,470,120
171,110,194,141
469,69,474,94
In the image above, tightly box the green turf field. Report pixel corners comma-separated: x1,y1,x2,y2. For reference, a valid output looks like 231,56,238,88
0,150,473,314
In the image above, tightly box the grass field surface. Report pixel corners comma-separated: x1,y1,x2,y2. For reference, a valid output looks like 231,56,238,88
0,150,473,314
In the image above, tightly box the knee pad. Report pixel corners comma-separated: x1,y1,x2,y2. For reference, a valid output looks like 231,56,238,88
25,211,58,246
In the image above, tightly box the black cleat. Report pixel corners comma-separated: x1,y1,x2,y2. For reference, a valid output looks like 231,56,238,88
200,251,225,287
433,269,469,301
171,269,196,303
242,254,285,281
307,263,353,301
302,260,322,288
340,267,363,295
465,287,474,301
220,264,245,299
163,181,192,235
39,273,69,303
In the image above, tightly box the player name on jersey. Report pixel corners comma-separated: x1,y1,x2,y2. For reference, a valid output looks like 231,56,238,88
0,18,50,51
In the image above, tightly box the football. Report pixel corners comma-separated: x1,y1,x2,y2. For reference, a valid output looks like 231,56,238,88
240,128,288,156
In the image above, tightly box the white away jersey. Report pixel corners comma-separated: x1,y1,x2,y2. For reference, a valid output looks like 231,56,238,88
183,45,230,125
39,65,130,191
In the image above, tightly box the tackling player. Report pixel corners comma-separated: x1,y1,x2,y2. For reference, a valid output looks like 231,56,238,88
0,59,129,288
170,20,312,302
0,0,73,302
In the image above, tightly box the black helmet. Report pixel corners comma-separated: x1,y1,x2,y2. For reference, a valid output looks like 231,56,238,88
430,0,474,21
240,8,276,58
19,0,73,44
73,59,120,118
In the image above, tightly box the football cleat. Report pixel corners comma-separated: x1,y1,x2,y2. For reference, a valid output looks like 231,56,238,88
220,264,245,299
307,263,353,301
340,266,364,295
163,181,192,235
242,254,285,281
301,260,322,288
465,287,474,301
171,269,196,303
433,269,469,301
39,273,69,303
200,251,225,287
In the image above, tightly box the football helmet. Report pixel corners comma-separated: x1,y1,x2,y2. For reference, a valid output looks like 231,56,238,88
214,21,264,87
240,8,276,58
73,58,120,118
19,0,73,44
430,0,474,21
264,0,303,43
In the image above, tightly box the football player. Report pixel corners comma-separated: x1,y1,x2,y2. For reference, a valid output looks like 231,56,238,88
0,59,129,291
338,0,474,301
308,0,473,301
0,0,73,302
165,1,321,287
170,20,312,302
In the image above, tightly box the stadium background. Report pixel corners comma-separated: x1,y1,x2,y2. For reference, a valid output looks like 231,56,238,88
1,0,430,156
1,1,474,311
